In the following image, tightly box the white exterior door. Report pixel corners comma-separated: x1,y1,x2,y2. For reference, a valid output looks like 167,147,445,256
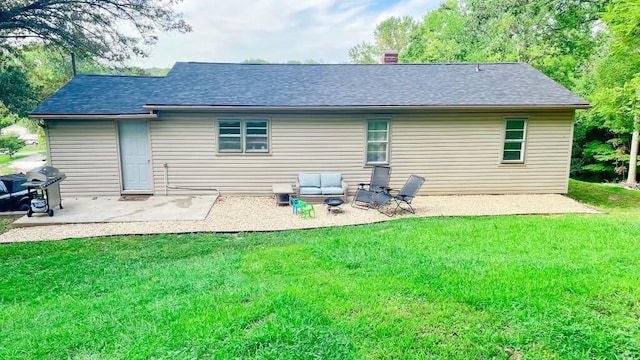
119,120,151,191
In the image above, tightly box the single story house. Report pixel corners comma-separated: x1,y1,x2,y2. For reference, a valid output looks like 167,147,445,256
31,62,589,197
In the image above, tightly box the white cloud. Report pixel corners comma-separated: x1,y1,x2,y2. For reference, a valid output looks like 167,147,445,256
133,0,443,68
375,0,437,22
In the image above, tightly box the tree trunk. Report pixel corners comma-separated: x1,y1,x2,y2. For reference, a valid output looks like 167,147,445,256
627,116,639,184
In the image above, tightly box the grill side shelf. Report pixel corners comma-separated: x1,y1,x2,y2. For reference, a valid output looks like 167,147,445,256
23,175,66,189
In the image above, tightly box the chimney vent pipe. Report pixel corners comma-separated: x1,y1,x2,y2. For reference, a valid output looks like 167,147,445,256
71,53,77,76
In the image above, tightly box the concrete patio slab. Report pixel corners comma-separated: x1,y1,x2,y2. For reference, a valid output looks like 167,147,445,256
0,194,599,243
12,195,217,226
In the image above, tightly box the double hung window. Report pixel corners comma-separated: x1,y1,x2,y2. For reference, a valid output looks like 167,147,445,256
366,119,389,164
218,119,269,153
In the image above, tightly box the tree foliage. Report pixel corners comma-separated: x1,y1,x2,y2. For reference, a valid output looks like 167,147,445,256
0,63,38,117
402,1,469,63
0,0,191,62
348,16,418,63
348,42,378,64
241,58,270,64
241,59,323,64
0,133,25,157
0,1,191,146
587,0,640,182
402,0,605,88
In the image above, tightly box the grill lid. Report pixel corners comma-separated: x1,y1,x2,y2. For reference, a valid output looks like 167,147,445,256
28,166,61,178
24,166,66,187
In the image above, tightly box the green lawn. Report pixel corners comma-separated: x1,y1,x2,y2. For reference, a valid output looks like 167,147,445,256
568,179,640,214
0,154,25,165
0,217,17,234
1,182,639,359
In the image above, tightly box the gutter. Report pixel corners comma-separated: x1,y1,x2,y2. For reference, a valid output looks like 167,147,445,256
28,105,591,119
30,113,158,120
142,104,591,111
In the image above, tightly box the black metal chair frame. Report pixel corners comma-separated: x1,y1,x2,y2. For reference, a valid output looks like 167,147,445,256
370,175,425,216
351,165,391,209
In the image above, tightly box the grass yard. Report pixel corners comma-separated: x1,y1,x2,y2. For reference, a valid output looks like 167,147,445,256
0,154,25,165
0,216,17,234
1,181,639,359
568,179,640,214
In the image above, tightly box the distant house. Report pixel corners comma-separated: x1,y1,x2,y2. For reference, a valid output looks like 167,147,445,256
31,61,589,197
1,124,38,144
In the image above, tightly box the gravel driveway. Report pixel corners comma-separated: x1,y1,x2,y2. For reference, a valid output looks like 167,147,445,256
0,194,598,243
8,151,46,173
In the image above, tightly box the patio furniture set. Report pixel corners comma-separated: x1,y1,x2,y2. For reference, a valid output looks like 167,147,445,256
273,167,425,218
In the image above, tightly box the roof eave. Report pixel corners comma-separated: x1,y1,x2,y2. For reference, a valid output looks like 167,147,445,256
143,104,591,111
30,113,158,119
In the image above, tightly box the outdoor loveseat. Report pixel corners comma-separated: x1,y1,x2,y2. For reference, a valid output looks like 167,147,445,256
296,173,348,203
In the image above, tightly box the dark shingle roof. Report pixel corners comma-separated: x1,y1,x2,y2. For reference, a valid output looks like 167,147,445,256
146,62,588,107
31,62,588,115
32,75,163,115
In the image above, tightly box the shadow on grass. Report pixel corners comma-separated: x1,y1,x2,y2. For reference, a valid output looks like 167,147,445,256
567,179,640,212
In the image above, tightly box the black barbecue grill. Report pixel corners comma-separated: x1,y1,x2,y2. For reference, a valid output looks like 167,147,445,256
23,166,66,217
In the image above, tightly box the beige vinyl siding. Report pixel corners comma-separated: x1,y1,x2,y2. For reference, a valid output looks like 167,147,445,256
392,111,574,194
151,110,574,196
46,120,121,196
151,114,371,195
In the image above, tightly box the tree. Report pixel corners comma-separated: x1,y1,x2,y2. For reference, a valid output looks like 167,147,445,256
241,58,270,64
587,0,640,183
0,0,191,62
348,42,378,64
0,102,21,129
401,0,604,87
402,1,470,63
10,46,72,101
0,62,39,117
374,16,418,53
241,59,323,64
0,134,26,157
410,0,604,86
348,16,418,63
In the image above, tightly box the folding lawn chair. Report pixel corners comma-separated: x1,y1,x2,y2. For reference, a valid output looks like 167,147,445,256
351,165,391,209
370,175,425,216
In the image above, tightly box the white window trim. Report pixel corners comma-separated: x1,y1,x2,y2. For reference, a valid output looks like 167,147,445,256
217,118,270,154
502,118,527,163
366,119,390,165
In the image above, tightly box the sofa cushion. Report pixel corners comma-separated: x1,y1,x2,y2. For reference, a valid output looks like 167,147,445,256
321,186,344,195
298,173,321,188
299,187,322,195
320,173,342,188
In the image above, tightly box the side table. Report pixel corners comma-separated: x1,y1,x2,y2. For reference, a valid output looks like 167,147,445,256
272,183,294,207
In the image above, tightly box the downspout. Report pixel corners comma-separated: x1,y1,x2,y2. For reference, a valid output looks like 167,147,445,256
164,162,168,196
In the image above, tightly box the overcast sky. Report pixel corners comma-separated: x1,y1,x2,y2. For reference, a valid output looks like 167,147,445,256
133,0,443,68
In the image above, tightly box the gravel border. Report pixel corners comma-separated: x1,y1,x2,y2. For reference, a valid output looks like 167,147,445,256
0,194,599,243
